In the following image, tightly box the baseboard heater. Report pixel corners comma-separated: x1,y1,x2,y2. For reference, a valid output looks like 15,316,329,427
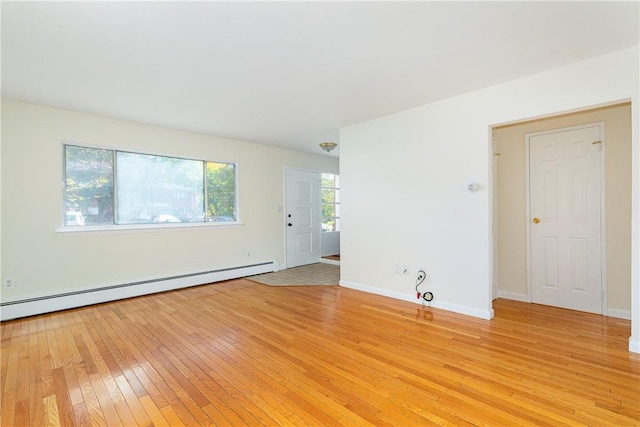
0,261,277,321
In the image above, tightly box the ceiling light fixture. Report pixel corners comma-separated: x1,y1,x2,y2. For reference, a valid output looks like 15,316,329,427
319,142,337,153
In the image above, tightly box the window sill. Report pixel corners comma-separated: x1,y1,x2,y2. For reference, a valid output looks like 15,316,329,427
56,221,243,234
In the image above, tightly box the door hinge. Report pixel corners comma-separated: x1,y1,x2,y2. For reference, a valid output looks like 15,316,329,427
593,140,602,151
601,291,604,301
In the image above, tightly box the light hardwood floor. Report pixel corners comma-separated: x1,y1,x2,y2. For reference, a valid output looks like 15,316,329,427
1,279,639,426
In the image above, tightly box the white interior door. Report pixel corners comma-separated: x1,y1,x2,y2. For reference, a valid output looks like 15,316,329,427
286,169,320,268
528,125,603,314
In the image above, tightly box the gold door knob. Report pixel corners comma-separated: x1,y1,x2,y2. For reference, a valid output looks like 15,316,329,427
532,217,541,224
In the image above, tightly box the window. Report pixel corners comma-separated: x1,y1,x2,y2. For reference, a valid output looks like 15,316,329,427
63,144,237,227
207,161,236,222
64,145,114,225
116,152,204,224
321,173,340,232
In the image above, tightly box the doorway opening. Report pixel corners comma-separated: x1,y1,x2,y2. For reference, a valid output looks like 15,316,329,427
492,102,632,320
285,169,341,269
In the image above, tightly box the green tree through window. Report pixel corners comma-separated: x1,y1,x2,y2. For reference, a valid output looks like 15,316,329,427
64,145,114,225
207,162,236,220
321,173,340,232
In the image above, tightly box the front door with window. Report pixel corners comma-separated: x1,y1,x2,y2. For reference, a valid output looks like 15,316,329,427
528,124,603,314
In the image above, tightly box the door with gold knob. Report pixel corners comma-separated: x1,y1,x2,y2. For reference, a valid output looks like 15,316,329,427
528,124,603,315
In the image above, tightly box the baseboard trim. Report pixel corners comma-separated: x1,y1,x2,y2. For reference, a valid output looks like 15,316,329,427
497,291,529,303
630,338,640,354
1,261,277,321
496,292,631,320
607,308,631,320
339,280,494,320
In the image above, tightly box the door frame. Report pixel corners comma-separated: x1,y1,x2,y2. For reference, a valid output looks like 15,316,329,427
524,122,607,314
492,136,499,300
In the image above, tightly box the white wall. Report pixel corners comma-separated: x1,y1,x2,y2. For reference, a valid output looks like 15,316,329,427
1,99,338,304
340,47,640,351
321,232,340,257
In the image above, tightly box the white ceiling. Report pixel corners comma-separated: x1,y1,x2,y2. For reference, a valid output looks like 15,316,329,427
2,1,638,156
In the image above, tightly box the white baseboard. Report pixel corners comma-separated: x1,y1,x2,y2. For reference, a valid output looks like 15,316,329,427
0,261,277,321
630,338,640,354
497,292,631,320
320,259,340,266
339,280,494,320
497,291,529,303
606,308,631,320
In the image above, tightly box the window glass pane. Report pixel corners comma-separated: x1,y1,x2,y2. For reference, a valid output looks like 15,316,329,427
116,152,204,224
321,217,340,232
207,162,236,221
322,202,335,219
321,173,336,188
64,145,114,225
322,188,337,204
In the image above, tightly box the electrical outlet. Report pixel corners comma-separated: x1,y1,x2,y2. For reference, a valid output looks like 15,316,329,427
417,270,426,282
394,264,401,274
3,278,15,288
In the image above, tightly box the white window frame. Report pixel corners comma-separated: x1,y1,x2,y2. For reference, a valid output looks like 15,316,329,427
321,173,340,232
